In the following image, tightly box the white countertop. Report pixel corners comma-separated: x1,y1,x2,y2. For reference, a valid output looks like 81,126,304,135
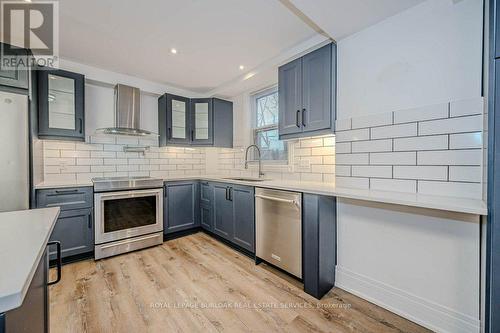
34,176,487,215
0,207,60,313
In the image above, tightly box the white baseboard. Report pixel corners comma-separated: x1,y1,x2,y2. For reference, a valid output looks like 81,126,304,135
335,266,480,333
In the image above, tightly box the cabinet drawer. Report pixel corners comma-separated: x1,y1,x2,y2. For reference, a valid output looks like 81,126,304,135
36,187,93,211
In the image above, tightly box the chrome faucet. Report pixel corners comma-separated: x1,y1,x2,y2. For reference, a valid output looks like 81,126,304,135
244,144,265,178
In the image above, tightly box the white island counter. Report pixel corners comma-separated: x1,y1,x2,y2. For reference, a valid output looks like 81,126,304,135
0,207,60,313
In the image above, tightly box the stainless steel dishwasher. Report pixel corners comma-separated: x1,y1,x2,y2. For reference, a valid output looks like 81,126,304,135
255,188,302,278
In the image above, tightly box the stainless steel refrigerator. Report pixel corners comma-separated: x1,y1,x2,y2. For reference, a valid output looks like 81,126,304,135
0,90,29,212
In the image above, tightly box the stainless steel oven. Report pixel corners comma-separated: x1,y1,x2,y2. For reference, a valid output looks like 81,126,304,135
93,177,164,259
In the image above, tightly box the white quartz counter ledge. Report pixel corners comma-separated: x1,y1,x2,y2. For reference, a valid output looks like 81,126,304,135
35,176,487,215
0,207,60,313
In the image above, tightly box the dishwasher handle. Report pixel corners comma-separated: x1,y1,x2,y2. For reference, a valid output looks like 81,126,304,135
255,194,300,208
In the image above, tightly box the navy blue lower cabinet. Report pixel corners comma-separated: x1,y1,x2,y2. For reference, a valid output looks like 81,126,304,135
48,208,93,260
213,183,233,240
231,185,255,252
164,181,200,234
0,247,49,333
303,194,336,299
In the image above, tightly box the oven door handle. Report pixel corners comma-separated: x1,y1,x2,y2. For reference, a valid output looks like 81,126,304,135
97,189,163,200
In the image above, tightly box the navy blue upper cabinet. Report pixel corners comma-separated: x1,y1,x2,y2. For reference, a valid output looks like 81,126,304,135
231,185,255,252
159,95,233,147
278,43,336,140
159,94,191,146
164,181,200,234
212,98,233,148
191,98,214,145
278,58,302,136
0,43,29,90
37,68,85,141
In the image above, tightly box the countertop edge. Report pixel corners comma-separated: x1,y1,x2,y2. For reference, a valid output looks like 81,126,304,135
34,177,487,216
0,207,60,313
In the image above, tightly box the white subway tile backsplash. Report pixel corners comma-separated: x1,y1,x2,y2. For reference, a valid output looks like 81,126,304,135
335,142,351,154
393,135,448,151
322,156,335,164
393,103,448,124
311,165,334,174
331,98,484,199
449,166,482,183
351,112,392,129
44,141,75,150
91,151,116,158
370,178,417,193
116,137,139,145
336,177,369,189
418,181,482,199
91,165,116,173
335,165,351,177
417,150,482,166
90,136,116,144
335,128,370,142
45,158,75,166
449,98,483,117
104,158,128,165
352,139,392,153
75,143,103,151
103,145,124,152
335,118,351,131
418,115,482,135
336,153,369,165
77,158,103,166
370,152,416,165
301,138,324,148
311,147,335,156
323,136,335,146
44,150,60,158
393,166,448,181
352,166,392,178
76,173,103,183
60,150,91,158
449,132,483,149
45,173,76,183
371,123,417,139
117,164,139,172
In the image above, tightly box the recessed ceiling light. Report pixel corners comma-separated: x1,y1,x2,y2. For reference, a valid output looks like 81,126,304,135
171,48,177,54
239,65,245,70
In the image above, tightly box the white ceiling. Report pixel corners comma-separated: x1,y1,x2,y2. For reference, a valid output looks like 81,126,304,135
286,0,426,40
58,0,316,94
58,0,425,97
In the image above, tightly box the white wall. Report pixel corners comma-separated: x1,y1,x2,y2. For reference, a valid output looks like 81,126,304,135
334,0,484,332
337,0,483,118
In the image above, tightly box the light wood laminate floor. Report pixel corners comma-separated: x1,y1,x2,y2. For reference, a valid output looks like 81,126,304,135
49,233,431,333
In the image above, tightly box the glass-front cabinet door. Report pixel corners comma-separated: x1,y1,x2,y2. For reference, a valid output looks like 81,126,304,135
191,98,213,145
166,94,190,145
38,68,85,141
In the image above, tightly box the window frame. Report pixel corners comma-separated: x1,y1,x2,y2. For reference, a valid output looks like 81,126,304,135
251,86,293,170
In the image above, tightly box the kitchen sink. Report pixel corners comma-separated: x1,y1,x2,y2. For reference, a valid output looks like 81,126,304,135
223,177,270,182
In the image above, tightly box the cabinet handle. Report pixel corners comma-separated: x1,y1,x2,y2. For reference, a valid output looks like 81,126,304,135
296,110,301,128
225,187,228,200
48,241,62,286
79,118,83,134
229,187,233,201
302,108,306,127
55,189,78,194
191,129,194,141
88,214,92,229
168,128,172,139
164,187,167,198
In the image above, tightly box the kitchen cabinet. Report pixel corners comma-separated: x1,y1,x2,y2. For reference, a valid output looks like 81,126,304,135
278,43,336,140
159,94,191,145
191,98,214,145
37,68,85,141
0,247,51,333
231,185,255,252
213,183,233,240
212,182,255,253
303,193,336,299
48,208,93,260
36,187,94,261
164,181,200,234
200,181,214,231
0,43,29,90
158,95,233,147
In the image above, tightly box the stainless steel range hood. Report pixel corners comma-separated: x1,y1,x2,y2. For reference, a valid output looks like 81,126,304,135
96,84,156,136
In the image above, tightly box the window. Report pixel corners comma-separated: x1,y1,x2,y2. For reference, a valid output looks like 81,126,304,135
252,87,288,164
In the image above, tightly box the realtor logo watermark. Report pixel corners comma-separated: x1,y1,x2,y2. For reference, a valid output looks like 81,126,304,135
1,0,59,69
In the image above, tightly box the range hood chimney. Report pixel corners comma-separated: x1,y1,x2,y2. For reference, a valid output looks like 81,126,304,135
96,84,155,136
